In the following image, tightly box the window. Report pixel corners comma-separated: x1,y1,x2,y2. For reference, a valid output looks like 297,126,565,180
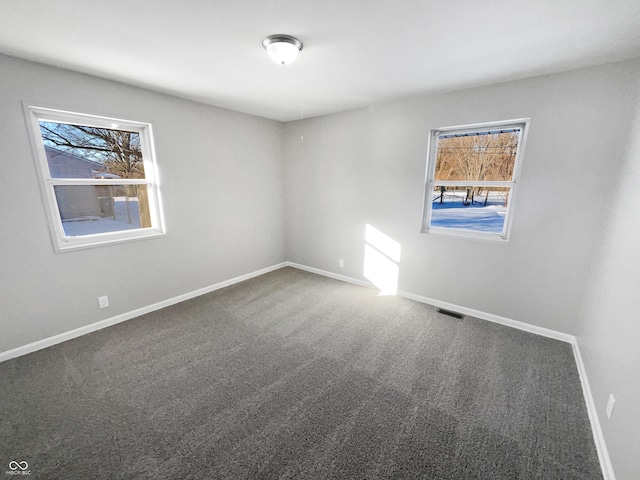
422,119,529,241
26,106,165,252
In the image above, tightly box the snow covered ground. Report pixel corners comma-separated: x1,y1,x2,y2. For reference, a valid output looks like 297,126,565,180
61,190,505,237
61,197,141,236
431,191,507,233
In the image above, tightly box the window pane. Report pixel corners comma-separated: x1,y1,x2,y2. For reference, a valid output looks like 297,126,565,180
434,129,519,181
40,122,145,179
430,186,510,234
53,184,152,237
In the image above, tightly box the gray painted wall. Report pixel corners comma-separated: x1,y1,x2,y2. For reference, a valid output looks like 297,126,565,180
283,59,640,335
577,75,640,479
0,54,286,353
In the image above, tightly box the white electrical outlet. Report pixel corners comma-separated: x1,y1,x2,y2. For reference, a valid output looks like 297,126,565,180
606,394,615,419
339,259,344,268
98,295,109,309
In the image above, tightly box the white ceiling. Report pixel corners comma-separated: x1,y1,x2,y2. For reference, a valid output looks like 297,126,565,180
1,0,639,122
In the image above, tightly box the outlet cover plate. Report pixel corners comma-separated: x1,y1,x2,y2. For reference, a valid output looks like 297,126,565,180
98,295,109,309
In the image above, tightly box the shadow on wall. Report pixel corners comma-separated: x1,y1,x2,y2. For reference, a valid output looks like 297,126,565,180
363,223,401,295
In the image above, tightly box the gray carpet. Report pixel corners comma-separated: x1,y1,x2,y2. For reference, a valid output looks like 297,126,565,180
0,267,602,479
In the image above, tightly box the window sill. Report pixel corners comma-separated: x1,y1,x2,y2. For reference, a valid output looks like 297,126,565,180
421,226,509,242
54,228,166,253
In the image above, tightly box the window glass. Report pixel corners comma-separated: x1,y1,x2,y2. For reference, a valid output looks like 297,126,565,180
434,129,519,182
53,184,151,236
430,186,510,234
40,122,145,179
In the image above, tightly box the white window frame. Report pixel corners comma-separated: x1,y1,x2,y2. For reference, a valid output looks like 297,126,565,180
421,118,529,241
26,105,165,252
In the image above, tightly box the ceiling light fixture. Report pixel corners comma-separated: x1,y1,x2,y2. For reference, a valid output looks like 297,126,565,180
262,34,303,65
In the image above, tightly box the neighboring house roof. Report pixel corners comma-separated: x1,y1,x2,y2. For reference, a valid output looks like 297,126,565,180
45,145,108,179
92,172,121,179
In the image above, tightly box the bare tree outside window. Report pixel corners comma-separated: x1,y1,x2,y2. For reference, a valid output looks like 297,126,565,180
423,120,528,240
40,122,151,228
434,130,518,205
40,123,145,178
27,106,164,251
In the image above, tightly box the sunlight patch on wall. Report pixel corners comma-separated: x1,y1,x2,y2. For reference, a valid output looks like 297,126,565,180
363,224,401,295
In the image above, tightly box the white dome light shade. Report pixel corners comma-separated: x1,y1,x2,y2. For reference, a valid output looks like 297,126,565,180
265,41,299,65
262,34,303,65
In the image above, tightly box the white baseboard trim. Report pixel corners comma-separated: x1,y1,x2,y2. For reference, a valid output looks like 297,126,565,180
286,261,574,343
571,340,616,480
398,290,576,344
286,261,615,479
0,262,287,363
285,262,374,289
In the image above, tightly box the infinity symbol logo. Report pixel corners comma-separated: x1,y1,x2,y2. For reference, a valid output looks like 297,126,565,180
8,461,28,470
